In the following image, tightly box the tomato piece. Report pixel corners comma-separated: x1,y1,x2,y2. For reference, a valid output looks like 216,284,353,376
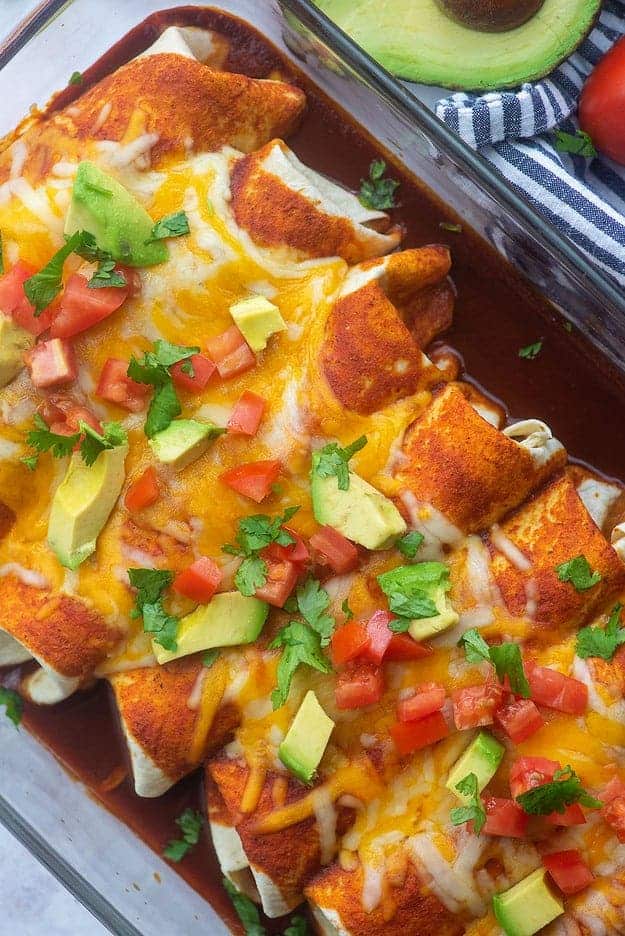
331,621,370,666
495,698,544,743
397,682,446,722
579,36,625,166
96,358,150,412
509,757,560,798
384,633,431,662
41,395,101,435
542,850,594,895
546,803,586,827
220,459,281,503
254,558,298,608
525,662,588,715
50,273,128,339
25,338,76,388
335,663,384,710
125,467,160,512
390,710,449,756
360,610,394,664
0,261,54,336
602,776,625,802
483,797,529,838
452,681,503,730
602,787,625,843
227,390,266,436
206,326,255,379
309,525,359,574
171,354,216,393
173,557,222,604
263,527,309,565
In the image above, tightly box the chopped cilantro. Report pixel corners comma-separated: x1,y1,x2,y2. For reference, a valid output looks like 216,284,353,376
396,531,424,559
223,507,299,558
127,340,199,438
556,555,602,592
127,568,178,651
0,687,23,727
163,808,203,862
554,129,596,158
149,211,190,242
295,577,335,646
68,71,83,85
24,415,126,468
202,649,220,668
312,435,367,491
576,603,625,661
180,359,194,377
78,421,127,467
449,773,486,834
516,765,602,816
270,619,332,710
24,230,90,315
377,562,449,631
20,454,38,471
459,628,530,698
518,340,543,360
458,627,491,664
359,159,399,211
341,598,354,621
235,555,268,597
222,879,266,936
88,258,126,289
284,916,308,936
439,222,462,233
26,414,80,459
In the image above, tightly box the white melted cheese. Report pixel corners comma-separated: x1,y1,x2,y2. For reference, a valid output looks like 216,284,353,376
490,524,532,571
399,490,463,560
311,786,338,866
0,563,49,588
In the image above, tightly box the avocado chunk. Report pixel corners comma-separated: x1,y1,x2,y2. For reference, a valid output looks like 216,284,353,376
148,419,224,470
377,562,459,640
446,731,505,801
48,443,128,569
315,0,601,91
493,868,564,936
153,591,269,665
279,690,335,783
65,161,168,267
229,296,286,352
0,313,32,387
311,452,406,550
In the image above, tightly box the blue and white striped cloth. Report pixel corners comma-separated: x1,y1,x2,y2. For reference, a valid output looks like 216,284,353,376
435,0,625,285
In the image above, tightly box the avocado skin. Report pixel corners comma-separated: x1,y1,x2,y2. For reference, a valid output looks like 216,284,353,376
436,0,545,32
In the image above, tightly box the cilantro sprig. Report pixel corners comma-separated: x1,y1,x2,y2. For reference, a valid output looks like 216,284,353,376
223,879,266,936
294,577,335,646
377,562,450,632
554,129,597,158
89,258,126,289
149,211,190,242
396,531,424,559
358,159,399,211
312,436,367,491
0,687,23,727
515,765,602,816
24,230,92,314
163,808,203,862
24,414,127,467
576,603,625,661
270,619,332,710
450,773,486,834
518,340,543,360
459,628,530,698
223,506,300,598
127,340,199,438
127,568,178,651
556,555,602,592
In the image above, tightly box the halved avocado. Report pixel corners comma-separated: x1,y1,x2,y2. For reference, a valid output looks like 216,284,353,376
315,0,601,91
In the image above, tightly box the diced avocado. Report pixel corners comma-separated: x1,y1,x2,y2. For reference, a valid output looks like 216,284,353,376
310,453,406,550
153,591,269,664
65,161,168,267
229,296,286,352
48,443,128,570
0,313,32,387
148,419,224,470
279,690,335,783
316,0,601,91
492,868,564,936
377,562,459,640
446,731,505,801
408,588,458,641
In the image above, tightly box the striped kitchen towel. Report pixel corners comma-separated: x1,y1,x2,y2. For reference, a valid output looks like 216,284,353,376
435,0,625,285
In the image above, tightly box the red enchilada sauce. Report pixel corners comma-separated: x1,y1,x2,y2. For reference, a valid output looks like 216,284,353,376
4,6,625,933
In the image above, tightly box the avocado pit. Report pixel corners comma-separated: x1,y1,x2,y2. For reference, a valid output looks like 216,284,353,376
436,0,546,32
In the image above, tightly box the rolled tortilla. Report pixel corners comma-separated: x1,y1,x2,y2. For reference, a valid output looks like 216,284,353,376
136,26,229,66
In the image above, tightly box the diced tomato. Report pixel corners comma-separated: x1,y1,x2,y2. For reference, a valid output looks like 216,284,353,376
331,620,370,666
546,804,586,827
452,681,503,730
361,610,394,664
390,711,449,756
603,776,625,802
118,266,142,297
525,662,588,715
220,459,281,503
96,358,150,412
309,525,359,574
173,557,222,604
206,326,255,379
335,663,384,710
542,850,594,895
25,338,76,388
263,527,309,565
50,273,128,339
483,797,529,838
41,395,102,436
125,467,160,512
171,353,216,393
602,783,625,843
254,558,298,608
397,682,446,722
495,698,544,743
509,756,560,798
384,633,432,662
227,390,266,436
0,261,53,336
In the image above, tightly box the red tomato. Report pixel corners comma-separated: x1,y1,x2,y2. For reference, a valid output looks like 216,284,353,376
390,711,449,756
603,776,625,801
220,459,281,502
384,633,431,662
546,804,586,828
262,527,309,565
96,358,150,412
579,36,625,165
206,326,255,379
335,663,384,710
171,354,215,393
124,467,160,512
25,338,76,388
495,698,544,743
254,558,298,608
309,525,359,574
397,682,446,722
50,273,128,338
0,261,54,336
483,797,529,838
602,786,625,843
525,662,587,715
227,390,266,436
41,395,101,435
452,682,503,730
361,610,394,664
509,756,560,798
173,557,222,604
331,621,370,666
542,850,594,895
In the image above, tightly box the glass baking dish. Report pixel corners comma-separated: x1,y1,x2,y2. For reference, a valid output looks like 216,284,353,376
1,2,625,935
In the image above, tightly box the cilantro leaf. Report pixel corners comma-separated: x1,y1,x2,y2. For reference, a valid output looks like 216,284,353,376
88,258,126,289
554,129,597,158
388,616,410,633
450,773,486,834
312,436,367,491
556,555,602,592
284,916,308,936
359,159,399,211
439,222,462,234
576,603,625,661
202,649,220,668
163,808,203,862
235,556,268,597
396,531,424,559
518,340,543,360
341,598,354,621
78,420,127,467
149,211,190,242
26,413,80,459
458,628,491,664
223,507,300,557
377,562,449,626
269,620,332,709
223,879,266,936
127,569,178,649
128,341,200,437
68,71,83,85
21,454,38,471
458,629,530,697
24,230,88,314
73,231,110,263
296,578,335,646
0,687,23,727
516,765,602,816
142,601,179,651
144,379,181,438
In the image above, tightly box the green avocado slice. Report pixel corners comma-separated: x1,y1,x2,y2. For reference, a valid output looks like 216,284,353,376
315,0,601,91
